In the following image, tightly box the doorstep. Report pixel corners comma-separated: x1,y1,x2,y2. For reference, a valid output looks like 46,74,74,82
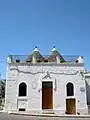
42,109,54,114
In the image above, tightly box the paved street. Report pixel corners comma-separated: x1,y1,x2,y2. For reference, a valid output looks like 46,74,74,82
0,113,90,120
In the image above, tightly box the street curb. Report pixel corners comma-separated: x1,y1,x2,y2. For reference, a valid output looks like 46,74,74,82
10,112,90,118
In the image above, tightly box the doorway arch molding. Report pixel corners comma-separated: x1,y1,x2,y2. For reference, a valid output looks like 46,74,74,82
38,71,57,92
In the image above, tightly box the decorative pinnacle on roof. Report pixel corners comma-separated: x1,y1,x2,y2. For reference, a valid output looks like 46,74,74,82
52,46,57,52
33,46,39,52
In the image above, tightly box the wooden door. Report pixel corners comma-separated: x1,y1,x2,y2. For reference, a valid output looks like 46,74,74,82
42,81,53,109
66,98,76,114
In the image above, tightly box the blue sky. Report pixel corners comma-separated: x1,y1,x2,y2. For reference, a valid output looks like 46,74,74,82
0,0,90,79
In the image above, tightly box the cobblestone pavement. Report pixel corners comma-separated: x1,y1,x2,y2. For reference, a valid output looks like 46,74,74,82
0,113,90,120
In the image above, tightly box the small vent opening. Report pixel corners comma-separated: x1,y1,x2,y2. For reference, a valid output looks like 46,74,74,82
19,108,25,111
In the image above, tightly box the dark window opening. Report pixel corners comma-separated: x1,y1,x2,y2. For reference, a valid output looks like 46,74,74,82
37,59,41,62
75,60,79,63
67,82,74,96
44,59,48,63
16,59,20,63
19,82,27,96
19,108,25,111
26,60,32,63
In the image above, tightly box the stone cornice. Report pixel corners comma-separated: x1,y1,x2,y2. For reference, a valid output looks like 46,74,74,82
8,62,84,67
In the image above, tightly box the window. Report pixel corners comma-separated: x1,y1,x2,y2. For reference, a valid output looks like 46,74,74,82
66,82,74,96
19,82,27,96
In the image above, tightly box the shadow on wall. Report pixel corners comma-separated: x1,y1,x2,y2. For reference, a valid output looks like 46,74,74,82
85,80,90,105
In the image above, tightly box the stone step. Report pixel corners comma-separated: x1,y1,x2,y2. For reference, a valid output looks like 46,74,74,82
42,110,54,114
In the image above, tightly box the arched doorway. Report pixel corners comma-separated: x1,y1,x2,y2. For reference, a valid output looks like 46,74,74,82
18,82,27,111
66,82,76,114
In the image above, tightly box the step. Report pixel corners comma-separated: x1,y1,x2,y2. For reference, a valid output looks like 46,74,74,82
42,109,54,114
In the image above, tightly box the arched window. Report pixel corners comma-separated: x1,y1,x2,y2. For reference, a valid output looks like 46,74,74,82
19,82,27,96
66,82,74,96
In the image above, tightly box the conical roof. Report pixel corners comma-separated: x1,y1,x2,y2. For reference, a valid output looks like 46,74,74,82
26,46,43,62
48,46,65,62
32,46,43,61
25,54,32,62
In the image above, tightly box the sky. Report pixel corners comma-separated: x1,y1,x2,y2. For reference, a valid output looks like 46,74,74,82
0,0,90,79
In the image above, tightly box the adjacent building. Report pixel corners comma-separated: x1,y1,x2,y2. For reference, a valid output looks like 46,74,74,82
0,80,5,99
0,79,5,109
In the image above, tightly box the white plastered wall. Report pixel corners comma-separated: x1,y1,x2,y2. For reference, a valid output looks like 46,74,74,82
5,63,88,114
